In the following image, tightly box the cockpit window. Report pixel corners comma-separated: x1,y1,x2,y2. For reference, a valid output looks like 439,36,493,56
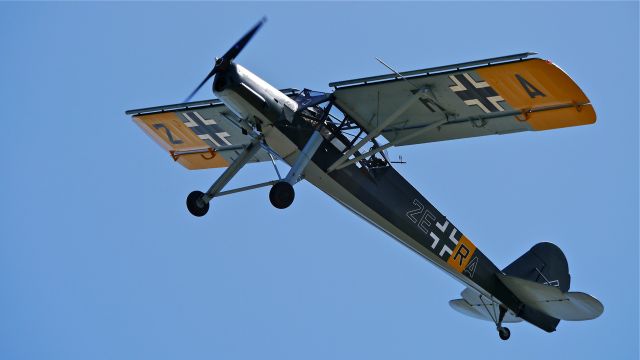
292,88,330,108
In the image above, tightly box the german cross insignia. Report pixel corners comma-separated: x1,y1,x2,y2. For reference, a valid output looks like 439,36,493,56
449,73,505,113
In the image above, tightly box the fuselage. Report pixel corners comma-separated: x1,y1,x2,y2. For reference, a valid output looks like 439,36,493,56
212,63,559,332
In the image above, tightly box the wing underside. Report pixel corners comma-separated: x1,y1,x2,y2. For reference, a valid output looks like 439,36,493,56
127,89,302,169
132,106,272,170
331,54,596,146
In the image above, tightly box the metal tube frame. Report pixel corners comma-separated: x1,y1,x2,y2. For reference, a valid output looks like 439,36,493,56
333,119,447,171
200,136,264,204
214,180,279,198
328,88,427,172
284,130,324,185
280,98,334,185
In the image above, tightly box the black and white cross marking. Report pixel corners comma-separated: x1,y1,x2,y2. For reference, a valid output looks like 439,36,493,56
449,73,506,113
406,199,462,262
180,111,232,147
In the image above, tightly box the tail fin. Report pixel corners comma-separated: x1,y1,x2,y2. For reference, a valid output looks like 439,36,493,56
502,242,570,292
499,242,603,322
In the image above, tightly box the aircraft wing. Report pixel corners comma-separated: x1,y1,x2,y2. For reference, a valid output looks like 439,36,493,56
125,89,298,170
329,53,596,146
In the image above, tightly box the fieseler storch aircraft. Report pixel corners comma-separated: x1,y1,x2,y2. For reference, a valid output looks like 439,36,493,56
126,18,603,340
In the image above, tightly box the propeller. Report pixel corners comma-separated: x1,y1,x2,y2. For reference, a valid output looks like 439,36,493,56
185,17,267,102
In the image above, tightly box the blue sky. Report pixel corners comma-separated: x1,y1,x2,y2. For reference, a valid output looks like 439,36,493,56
1,2,638,359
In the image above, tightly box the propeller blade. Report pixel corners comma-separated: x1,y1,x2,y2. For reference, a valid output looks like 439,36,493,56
221,17,266,63
184,17,266,102
185,67,217,102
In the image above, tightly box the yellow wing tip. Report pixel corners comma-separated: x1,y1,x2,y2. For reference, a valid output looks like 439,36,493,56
529,104,596,131
133,113,230,170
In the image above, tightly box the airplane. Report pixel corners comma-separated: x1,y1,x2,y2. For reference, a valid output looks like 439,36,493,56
125,18,603,340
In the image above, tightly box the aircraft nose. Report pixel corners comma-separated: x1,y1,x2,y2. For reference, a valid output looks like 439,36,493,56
213,72,228,92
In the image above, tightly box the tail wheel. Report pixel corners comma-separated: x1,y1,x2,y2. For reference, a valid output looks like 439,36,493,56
498,327,510,341
269,181,295,209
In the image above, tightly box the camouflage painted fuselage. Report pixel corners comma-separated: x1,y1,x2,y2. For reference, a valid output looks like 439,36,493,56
214,63,559,332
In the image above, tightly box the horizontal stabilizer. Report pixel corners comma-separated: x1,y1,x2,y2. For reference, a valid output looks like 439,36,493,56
497,274,603,321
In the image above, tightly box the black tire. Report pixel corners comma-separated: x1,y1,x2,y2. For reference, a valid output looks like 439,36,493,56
186,190,209,217
269,181,295,209
498,327,510,341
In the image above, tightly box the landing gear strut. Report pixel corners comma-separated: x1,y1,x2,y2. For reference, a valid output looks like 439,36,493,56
479,295,511,341
496,305,510,341
268,130,324,210
186,136,263,217
186,127,325,214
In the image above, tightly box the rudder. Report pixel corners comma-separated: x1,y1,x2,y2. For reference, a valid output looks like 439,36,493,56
502,242,570,292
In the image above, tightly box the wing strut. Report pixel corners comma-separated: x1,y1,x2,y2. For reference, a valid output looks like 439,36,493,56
327,88,428,172
332,119,447,171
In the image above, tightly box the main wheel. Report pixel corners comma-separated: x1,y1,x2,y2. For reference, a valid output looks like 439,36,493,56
498,327,510,341
186,190,209,217
269,181,295,209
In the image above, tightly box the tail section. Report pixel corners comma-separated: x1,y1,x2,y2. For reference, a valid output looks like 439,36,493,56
498,242,603,321
450,242,603,337
497,274,603,321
